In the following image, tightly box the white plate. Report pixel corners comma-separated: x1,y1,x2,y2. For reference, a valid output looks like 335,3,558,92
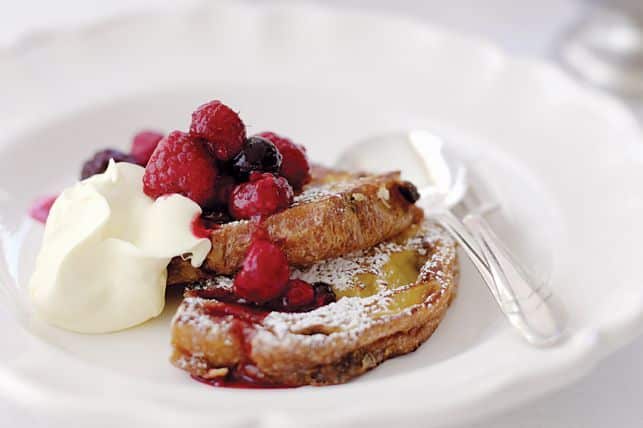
1,2,643,427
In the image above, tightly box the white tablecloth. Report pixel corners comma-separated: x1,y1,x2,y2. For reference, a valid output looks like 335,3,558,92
1,0,641,426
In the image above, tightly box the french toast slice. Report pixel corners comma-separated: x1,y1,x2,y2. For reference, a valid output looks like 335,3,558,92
167,170,423,285
170,220,458,386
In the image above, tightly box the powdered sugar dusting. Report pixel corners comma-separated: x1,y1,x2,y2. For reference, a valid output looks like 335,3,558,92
173,220,456,354
293,186,336,206
292,176,381,207
291,254,367,288
189,276,234,292
173,349,208,371
291,221,443,292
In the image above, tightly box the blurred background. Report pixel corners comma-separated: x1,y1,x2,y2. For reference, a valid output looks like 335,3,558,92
2,0,643,119
1,0,642,427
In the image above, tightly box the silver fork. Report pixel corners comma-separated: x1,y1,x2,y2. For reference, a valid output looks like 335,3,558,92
455,175,566,345
337,130,566,346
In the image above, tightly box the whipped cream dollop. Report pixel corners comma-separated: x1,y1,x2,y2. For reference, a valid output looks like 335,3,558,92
29,161,211,333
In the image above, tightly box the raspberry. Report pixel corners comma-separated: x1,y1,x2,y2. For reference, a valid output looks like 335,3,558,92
233,239,290,304
131,130,164,165
280,279,315,310
81,149,136,179
190,100,246,161
229,173,293,220
231,136,282,181
143,131,218,207
257,132,311,189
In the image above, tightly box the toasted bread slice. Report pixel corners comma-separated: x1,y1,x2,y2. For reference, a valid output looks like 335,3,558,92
167,171,422,285
170,220,458,386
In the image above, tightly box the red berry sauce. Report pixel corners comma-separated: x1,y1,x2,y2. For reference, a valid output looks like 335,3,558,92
195,299,296,388
277,279,316,311
192,370,294,389
203,300,269,324
29,194,58,224
187,257,335,389
191,214,213,239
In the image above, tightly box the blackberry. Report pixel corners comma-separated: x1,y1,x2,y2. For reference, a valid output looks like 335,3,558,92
257,131,311,189
80,149,136,179
231,137,282,181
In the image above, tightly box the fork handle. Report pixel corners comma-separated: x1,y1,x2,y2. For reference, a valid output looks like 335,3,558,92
463,213,566,346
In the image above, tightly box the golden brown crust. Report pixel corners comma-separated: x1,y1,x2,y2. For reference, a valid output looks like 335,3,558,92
167,172,422,284
170,309,450,386
170,221,458,386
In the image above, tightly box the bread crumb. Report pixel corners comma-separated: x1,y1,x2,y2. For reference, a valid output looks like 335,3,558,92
203,367,229,379
377,186,390,201
377,186,390,207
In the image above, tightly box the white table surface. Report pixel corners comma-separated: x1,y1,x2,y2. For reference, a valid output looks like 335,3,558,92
1,0,642,427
